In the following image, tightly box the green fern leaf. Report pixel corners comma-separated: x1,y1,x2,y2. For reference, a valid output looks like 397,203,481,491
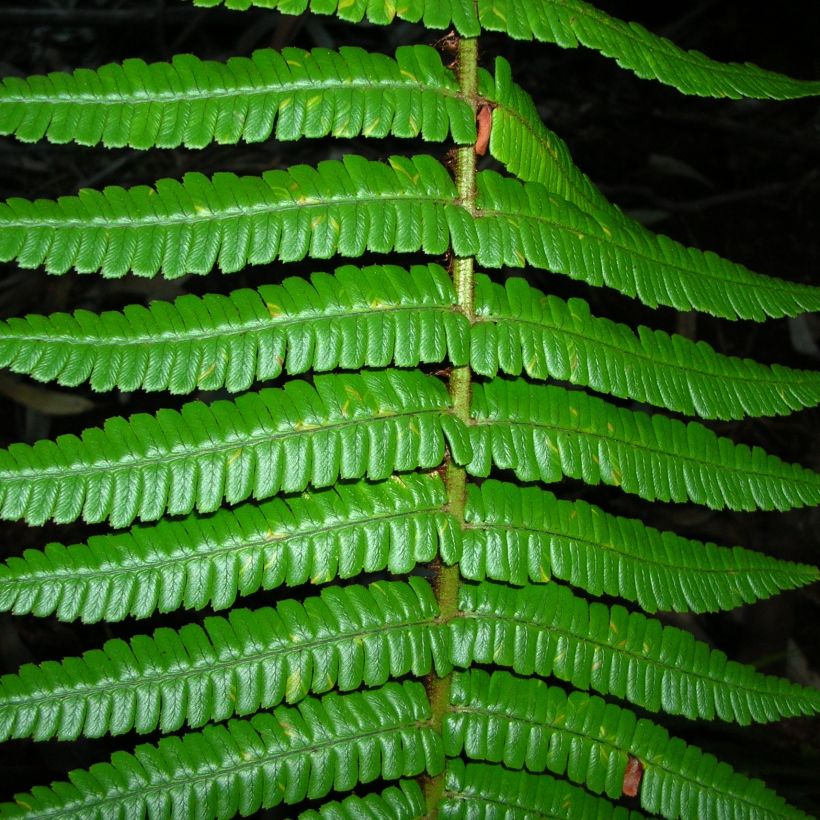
0,681,441,819
0,45,475,149
475,170,820,320
0,369,462,527
485,57,619,218
3,156,817,321
441,760,645,819
191,0,483,35
473,274,820,419
0,472,456,622
0,263,467,394
453,581,820,724
447,669,810,819
476,0,820,99
5,264,815,416
189,0,820,100
0,155,474,278
299,780,425,820
461,479,819,613
0,579,445,741
466,378,820,511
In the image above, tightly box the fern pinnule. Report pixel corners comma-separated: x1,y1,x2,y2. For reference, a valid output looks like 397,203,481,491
0,263,467,394
0,473,455,622
0,369,459,527
453,581,820,723
188,0,820,100
1,682,440,819
468,378,820,510
0,46,474,149
462,480,819,613
447,669,811,819
473,275,820,419
0,579,444,741
0,2,817,817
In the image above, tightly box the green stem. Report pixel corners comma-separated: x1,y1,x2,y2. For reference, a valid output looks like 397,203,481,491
424,35,479,817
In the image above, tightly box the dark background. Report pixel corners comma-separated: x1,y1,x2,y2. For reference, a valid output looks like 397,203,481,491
0,0,818,814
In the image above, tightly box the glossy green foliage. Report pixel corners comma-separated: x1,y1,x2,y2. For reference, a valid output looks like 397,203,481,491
468,378,820,511
299,780,425,819
0,155,472,278
0,263,467,394
486,56,618,217
191,0,820,100
0,1,818,817
474,170,820,320
462,480,818,613
1,682,441,818
447,670,810,819
8,265,818,416
453,582,820,723
441,760,645,819
3,157,819,319
0,45,474,149
472,275,820,419
0,369,459,527
0,473,455,622
0,579,443,741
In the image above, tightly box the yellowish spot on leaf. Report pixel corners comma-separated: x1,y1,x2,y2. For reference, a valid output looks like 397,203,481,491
198,361,218,382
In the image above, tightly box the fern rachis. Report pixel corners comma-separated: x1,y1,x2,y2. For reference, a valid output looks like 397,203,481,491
0,3,818,818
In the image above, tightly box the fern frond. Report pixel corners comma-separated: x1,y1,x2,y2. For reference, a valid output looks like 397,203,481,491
0,579,444,741
191,0,484,36
475,170,820,320
300,780,426,819
447,670,810,819
0,263,467,394
0,45,475,149
461,479,819,613
0,155,474,278
0,681,440,819
0,473,456,622
441,760,645,819
485,57,619,218
5,265,817,418
190,0,820,100
466,379,820,511
0,369,462,527
4,158,817,324
453,581,820,724
473,275,820,419
477,0,820,99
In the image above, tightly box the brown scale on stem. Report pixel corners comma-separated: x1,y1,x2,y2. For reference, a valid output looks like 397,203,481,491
475,103,493,156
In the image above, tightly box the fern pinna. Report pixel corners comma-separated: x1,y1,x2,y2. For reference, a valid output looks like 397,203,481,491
0,1,818,817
